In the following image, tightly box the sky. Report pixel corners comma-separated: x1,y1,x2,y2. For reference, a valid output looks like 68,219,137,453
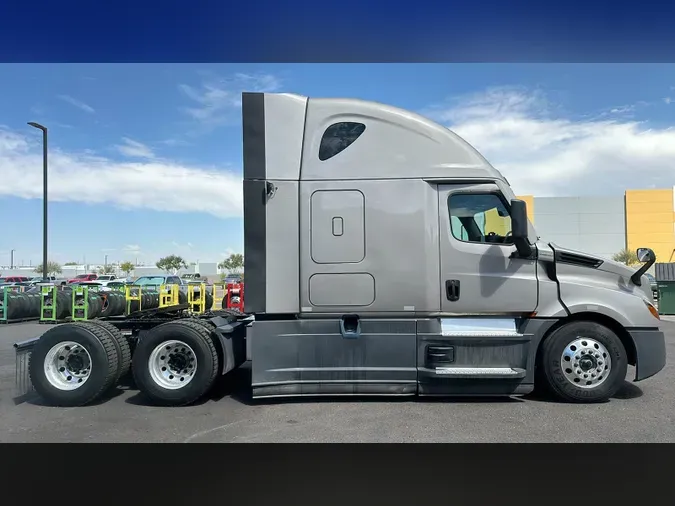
1,63,675,267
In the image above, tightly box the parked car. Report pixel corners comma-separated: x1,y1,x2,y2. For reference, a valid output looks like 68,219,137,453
28,276,68,286
67,273,98,284
96,274,118,281
223,274,243,285
132,275,186,290
0,276,30,284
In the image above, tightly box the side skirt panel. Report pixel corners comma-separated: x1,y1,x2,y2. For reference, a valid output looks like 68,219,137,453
249,317,557,398
251,318,417,398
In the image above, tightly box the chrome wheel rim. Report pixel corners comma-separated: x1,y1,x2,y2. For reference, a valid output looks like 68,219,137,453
560,337,612,389
148,340,197,389
43,341,92,391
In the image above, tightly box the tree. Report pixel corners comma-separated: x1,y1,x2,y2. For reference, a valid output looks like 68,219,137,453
64,261,78,266
612,248,639,266
34,261,62,276
98,264,116,275
156,255,188,274
218,253,244,274
120,261,135,276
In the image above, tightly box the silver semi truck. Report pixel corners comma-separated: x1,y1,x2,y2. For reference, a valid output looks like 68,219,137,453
13,91,666,407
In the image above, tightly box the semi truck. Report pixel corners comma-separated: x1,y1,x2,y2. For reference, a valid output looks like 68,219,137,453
13,91,666,407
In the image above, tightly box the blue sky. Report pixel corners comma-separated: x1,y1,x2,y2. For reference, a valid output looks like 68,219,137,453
1,63,674,267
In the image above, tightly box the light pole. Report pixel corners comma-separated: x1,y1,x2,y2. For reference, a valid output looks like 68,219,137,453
104,254,108,273
10,249,14,269
27,122,48,281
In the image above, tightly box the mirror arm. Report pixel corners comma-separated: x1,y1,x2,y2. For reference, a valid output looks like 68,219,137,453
631,250,656,286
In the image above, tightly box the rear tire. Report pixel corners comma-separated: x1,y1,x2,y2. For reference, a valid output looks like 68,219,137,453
86,320,132,381
538,321,627,403
29,323,120,407
132,320,219,406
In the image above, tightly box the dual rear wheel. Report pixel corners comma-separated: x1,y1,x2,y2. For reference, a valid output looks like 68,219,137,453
29,319,220,407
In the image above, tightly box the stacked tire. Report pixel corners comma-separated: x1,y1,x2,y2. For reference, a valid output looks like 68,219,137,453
53,289,73,320
1,291,42,320
100,291,127,317
127,289,161,313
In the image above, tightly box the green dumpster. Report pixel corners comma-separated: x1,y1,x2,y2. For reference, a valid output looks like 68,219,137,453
655,263,675,315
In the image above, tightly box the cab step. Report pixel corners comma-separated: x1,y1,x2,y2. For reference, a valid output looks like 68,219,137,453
433,367,526,379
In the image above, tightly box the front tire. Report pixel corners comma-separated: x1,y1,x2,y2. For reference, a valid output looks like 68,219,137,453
538,321,627,403
132,320,219,406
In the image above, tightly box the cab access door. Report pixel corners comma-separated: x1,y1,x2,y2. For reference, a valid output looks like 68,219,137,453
417,182,539,395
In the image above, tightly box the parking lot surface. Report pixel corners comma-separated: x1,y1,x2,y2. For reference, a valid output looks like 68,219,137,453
1,319,674,443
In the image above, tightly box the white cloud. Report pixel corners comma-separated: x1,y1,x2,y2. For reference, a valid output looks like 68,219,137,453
178,73,281,128
664,97,672,105
57,95,95,114
427,87,675,197
5,85,675,221
0,128,243,218
115,137,155,159
123,245,141,252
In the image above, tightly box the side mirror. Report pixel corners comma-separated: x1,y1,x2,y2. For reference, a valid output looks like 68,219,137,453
637,248,655,264
631,247,656,286
510,199,532,257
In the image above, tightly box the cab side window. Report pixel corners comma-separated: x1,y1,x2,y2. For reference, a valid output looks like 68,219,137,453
448,193,513,244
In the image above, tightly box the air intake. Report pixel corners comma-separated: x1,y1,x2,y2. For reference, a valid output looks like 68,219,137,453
556,251,603,269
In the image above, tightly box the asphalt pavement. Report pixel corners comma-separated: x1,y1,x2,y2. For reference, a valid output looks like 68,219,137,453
1,318,674,443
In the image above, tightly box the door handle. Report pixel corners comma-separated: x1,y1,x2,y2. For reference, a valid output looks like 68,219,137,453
446,280,460,301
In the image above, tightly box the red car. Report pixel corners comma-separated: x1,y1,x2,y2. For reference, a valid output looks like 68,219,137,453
67,273,98,284
0,276,29,284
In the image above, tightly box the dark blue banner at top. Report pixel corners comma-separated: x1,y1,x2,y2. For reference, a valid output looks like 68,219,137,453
0,0,673,62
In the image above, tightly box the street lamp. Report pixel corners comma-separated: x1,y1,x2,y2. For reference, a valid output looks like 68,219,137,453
10,249,14,269
27,122,48,282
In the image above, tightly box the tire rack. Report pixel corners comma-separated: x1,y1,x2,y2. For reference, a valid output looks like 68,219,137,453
1,285,39,324
186,282,207,314
40,285,72,323
224,282,244,312
212,282,226,309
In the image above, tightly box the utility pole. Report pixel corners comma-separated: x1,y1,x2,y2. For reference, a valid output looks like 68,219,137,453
27,122,48,281
10,249,14,269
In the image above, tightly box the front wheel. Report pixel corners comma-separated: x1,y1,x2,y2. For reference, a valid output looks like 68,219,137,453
538,321,627,403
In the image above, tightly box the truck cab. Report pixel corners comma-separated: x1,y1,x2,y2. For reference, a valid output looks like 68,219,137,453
242,92,666,403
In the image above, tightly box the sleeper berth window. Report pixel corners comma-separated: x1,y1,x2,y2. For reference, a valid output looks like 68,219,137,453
318,122,366,161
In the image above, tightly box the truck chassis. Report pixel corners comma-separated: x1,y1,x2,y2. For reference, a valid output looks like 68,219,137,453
14,306,250,407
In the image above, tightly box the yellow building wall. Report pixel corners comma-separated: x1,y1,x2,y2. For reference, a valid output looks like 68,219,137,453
626,188,675,264
516,195,535,223
484,208,510,235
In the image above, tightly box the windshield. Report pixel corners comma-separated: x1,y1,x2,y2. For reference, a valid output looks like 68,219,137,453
75,274,89,279
133,276,166,286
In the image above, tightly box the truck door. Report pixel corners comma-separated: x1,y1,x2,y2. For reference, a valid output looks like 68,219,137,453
438,183,538,314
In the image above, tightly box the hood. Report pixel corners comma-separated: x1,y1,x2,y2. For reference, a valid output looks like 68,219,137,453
547,242,654,301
